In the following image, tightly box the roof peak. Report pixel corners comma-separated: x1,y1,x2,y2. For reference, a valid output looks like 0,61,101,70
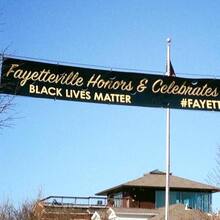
146,169,172,175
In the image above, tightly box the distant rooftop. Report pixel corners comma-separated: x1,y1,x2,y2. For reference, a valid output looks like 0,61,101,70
96,169,220,195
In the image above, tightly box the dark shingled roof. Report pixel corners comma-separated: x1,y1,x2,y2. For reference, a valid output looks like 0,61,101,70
96,170,220,195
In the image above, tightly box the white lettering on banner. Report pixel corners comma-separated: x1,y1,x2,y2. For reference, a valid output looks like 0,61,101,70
29,85,62,97
180,98,220,110
94,92,131,104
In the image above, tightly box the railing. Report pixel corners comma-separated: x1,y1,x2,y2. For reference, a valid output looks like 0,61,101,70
40,196,108,207
40,196,154,209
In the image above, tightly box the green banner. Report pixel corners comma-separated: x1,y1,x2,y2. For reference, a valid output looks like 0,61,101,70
1,57,220,111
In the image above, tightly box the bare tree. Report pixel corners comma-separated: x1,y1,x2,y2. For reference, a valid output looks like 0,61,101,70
207,145,220,187
0,10,16,130
0,200,39,220
0,52,17,129
0,94,15,129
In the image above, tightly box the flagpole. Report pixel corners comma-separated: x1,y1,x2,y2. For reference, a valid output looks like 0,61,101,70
165,38,171,220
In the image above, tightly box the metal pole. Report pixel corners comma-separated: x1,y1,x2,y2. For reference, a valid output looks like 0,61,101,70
165,38,171,220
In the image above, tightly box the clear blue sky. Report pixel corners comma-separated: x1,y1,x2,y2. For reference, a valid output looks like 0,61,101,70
1,0,220,211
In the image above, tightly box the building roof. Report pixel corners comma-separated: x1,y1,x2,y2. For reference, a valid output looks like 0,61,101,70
109,207,159,215
96,170,220,195
106,207,159,219
150,204,211,220
92,205,212,220
92,208,159,220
